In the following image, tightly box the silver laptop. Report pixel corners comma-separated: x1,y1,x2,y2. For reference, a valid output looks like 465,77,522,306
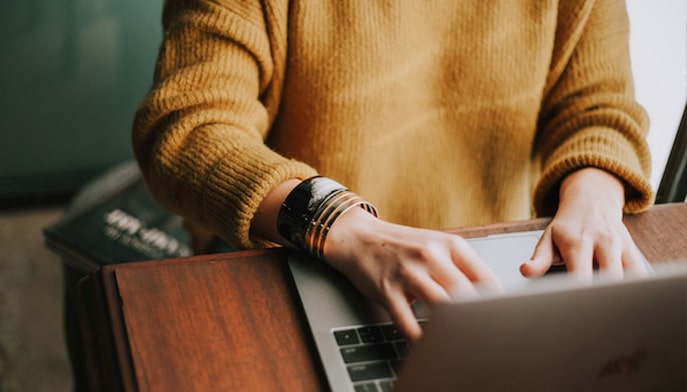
287,231,685,391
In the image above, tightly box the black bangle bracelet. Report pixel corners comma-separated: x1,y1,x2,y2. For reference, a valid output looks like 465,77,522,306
277,176,346,249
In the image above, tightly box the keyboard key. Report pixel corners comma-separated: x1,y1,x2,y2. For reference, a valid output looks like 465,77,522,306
358,326,384,343
340,343,397,363
379,380,394,392
381,324,402,341
334,329,360,346
354,383,379,392
348,362,393,382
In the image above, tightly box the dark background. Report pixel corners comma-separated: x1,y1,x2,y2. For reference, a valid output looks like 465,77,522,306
0,0,163,203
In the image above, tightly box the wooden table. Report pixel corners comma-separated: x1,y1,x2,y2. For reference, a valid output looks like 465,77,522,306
78,203,687,391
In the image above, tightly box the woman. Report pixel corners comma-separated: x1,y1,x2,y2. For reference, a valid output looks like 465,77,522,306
132,0,654,339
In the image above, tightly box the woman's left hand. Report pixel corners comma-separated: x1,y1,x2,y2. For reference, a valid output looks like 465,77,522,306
520,167,649,281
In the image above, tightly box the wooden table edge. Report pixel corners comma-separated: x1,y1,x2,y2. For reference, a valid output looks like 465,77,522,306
79,202,686,390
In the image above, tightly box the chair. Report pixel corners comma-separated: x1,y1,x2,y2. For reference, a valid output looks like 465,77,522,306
656,102,687,203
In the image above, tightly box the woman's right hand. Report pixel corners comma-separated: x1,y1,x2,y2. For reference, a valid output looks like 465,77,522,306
323,207,503,341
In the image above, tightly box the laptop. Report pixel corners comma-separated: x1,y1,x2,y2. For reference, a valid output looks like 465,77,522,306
287,230,687,391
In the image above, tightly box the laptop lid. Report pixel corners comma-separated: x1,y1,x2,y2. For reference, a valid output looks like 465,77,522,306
395,263,687,392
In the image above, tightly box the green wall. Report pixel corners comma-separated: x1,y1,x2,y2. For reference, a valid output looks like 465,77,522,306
0,0,163,200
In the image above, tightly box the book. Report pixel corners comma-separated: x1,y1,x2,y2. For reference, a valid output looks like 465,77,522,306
43,161,192,273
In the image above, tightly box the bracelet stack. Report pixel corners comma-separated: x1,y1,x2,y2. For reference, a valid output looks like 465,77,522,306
277,176,378,259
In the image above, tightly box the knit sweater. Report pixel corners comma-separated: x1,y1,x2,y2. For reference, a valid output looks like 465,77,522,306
132,0,653,249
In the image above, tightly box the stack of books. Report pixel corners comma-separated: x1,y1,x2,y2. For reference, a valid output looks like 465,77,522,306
43,161,192,273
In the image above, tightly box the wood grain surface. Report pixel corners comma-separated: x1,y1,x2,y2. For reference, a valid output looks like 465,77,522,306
80,203,687,391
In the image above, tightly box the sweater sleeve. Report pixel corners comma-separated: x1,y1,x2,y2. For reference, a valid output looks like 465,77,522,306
533,0,654,217
132,0,317,249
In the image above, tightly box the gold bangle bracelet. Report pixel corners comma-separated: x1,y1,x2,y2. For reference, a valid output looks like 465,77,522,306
304,191,356,257
304,190,378,259
310,192,364,258
279,176,378,260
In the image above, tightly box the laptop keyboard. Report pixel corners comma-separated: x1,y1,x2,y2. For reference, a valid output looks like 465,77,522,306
333,321,426,392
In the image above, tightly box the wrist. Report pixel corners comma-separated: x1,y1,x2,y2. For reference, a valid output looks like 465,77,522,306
324,206,378,254
559,167,625,209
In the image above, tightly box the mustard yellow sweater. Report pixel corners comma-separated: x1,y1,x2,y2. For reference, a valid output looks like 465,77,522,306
132,0,653,249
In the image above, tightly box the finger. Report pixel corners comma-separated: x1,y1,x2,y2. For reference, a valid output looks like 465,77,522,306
420,243,472,292
593,236,623,280
406,272,453,304
411,242,481,298
448,276,481,301
621,239,650,277
520,228,555,278
436,264,481,300
558,232,594,282
384,289,422,341
448,238,503,292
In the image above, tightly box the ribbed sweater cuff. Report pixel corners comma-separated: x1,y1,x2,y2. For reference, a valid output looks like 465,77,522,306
534,127,654,216
174,129,318,249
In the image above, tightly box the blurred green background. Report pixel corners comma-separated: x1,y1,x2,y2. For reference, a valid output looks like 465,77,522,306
0,0,163,202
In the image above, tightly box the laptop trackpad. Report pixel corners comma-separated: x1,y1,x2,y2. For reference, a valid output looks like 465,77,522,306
467,231,542,293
